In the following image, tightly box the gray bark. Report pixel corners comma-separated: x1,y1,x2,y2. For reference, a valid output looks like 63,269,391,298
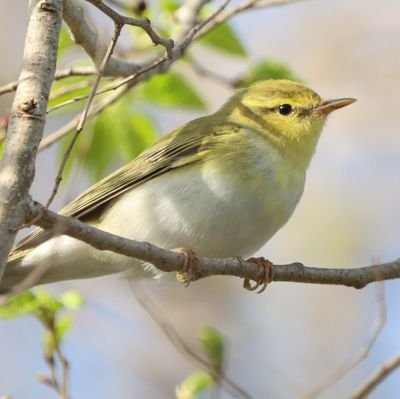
0,0,63,281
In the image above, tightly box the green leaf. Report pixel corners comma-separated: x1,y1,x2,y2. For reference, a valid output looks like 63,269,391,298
176,371,214,399
35,289,64,316
57,95,159,183
116,111,158,161
82,115,114,181
237,59,302,87
0,291,38,319
199,326,225,371
55,315,73,342
140,73,205,109
86,100,158,180
0,289,74,321
200,22,246,57
60,290,84,310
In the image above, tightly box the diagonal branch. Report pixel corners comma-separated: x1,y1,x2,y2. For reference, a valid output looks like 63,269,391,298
196,0,310,39
301,279,387,399
351,354,400,399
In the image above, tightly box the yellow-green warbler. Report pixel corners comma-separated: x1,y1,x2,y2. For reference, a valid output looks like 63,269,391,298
0,79,355,290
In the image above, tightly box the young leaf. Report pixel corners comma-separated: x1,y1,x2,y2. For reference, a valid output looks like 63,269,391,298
35,289,64,316
140,73,205,109
60,290,84,310
176,371,214,399
0,291,38,319
200,326,225,371
200,22,247,57
116,111,158,161
55,315,73,343
87,101,159,180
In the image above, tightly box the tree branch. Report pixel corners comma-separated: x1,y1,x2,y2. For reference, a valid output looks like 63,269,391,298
63,0,173,77
0,0,63,281
85,0,174,57
40,0,231,149
351,354,400,399
21,201,400,290
0,67,96,97
301,280,387,399
38,82,129,151
196,0,309,39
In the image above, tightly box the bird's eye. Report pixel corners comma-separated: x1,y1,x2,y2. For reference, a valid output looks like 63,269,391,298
278,104,293,116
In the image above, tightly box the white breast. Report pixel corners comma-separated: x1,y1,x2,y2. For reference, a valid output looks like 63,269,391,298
20,134,306,283
101,137,305,261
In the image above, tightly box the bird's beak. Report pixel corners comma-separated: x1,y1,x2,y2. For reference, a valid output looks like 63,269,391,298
315,98,356,116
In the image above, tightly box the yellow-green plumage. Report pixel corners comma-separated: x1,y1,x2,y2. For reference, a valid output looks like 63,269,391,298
2,80,355,290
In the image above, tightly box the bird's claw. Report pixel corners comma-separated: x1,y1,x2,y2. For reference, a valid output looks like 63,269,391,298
175,248,198,287
243,257,273,294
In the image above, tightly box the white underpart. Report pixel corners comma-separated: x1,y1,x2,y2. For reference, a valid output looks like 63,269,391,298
19,133,306,284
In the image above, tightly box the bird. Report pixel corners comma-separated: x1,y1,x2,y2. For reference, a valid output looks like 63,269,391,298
0,79,355,291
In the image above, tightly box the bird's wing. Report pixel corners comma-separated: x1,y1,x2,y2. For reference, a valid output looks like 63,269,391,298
8,115,227,263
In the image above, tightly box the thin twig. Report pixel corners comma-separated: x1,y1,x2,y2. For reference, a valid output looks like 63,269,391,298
55,346,69,399
39,84,129,151
197,0,310,39
129,282,253,399
48,0,231,115
50,24,122,205
85,0,174,58
47,77,123,114
76,23,123,132
88,0,232,91
351,354,400,399
0,67,96,96
300,270,387,399
49,80,93,102
38,325,70,399
189,56,236,87
38,0,232,147
174,0,211,38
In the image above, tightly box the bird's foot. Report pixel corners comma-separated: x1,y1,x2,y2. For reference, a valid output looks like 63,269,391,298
243,257,273,294
174,248,198,287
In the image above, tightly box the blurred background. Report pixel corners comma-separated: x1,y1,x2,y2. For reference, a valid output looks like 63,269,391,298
1,0,400,398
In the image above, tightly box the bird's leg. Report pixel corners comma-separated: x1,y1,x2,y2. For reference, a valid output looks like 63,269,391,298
174,248,199,287
243,257,274,293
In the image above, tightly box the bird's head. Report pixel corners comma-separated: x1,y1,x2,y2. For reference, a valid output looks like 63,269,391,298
223,79,356,166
